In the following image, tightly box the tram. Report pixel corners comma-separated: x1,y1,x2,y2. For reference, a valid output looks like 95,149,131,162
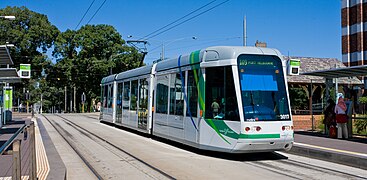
100,46,294,153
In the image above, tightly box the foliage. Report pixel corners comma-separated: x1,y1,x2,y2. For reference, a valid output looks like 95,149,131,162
51,24,143,112
0,6,59,111
355,119,367,135
0,6,143,112
358,96,367,114
0,6,59,78
288,86,308,110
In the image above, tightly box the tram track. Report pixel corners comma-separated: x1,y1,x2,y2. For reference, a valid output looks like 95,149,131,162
42,115,103,180
42,113,366,179
42,114,175,180
247,158,367,180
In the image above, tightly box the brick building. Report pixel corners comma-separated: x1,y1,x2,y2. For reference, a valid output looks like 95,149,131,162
342,0,367,66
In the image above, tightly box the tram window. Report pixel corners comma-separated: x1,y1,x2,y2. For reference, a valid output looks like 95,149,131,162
116,83,123,121
169,73,185,116
186,70,198,117
156,75,169,114
205,66,240,121
117,83,123,107
139,78,149,110
123,81,130,110
131,80,138,111
103,85,108,108
107,84,113,108
238,54,290,121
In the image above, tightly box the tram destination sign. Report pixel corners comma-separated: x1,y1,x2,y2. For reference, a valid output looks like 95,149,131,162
239,59,274,66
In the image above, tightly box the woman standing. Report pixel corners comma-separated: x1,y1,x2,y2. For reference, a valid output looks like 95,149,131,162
335,95,348,139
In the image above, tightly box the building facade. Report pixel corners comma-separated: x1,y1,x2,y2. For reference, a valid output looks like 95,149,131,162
342,0,367,66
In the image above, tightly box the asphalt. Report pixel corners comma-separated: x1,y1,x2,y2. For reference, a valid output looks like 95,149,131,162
289,131,367,170
3,113,366,179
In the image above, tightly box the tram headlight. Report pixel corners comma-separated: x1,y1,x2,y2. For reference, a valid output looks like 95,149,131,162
245,127,250,132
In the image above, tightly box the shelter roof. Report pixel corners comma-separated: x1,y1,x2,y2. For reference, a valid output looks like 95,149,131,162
0,68,21,83
0,45,14,65
286,56,362,85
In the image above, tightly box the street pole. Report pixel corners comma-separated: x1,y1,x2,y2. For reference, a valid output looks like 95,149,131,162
243,16,247,46
310,79,314,131
64,86,67,112
74,86,76,112
40,93,43,114
161,43,164,61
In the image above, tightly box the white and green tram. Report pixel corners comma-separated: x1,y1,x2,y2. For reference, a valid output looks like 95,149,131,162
100,46,294,153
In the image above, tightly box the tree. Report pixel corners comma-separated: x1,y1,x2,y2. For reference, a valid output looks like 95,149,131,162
358,96,367,114
289,86,308,111
0,6,59,107
52,24,143,112
0,6,59,77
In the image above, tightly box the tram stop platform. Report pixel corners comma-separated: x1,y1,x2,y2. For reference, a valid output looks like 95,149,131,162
0,113,66,180
290,131,367,170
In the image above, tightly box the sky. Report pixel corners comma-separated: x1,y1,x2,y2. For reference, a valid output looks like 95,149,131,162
1,0,341,65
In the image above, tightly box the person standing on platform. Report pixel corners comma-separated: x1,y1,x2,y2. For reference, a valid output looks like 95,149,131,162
335,95,348,139
323,99,336,135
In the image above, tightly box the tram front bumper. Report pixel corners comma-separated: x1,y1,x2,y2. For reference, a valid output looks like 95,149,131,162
232,138,294,153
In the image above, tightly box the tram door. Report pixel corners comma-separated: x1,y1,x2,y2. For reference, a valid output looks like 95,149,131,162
167,73,185,139
138,78,149,130
115,82,123,124
130,80,139,127
184,70,199,143
122,81,130,124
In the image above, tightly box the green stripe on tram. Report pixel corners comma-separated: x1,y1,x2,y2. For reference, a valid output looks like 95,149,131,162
239,134,280,139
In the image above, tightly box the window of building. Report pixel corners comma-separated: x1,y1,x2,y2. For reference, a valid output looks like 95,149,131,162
205,66,240,121
156,75,169,114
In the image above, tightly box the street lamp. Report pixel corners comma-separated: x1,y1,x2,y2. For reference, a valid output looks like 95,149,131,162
0,16,15,20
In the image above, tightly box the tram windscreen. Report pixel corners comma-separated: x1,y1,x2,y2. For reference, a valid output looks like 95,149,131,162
238,54,290,121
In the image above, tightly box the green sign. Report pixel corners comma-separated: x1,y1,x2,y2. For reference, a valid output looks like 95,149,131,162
3,87,12,110
290,59,300,66
19,64,31,78
20,64,31,70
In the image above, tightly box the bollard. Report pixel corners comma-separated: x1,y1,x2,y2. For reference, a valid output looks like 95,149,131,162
12,139,21,180
29,122,37,180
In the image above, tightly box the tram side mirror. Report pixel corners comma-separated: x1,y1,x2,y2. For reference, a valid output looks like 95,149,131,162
287,59,300,76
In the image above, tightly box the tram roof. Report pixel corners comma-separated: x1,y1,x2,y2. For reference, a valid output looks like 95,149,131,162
301,65,367,78
116,64,153,81
101,74,116,84
155,46,282,72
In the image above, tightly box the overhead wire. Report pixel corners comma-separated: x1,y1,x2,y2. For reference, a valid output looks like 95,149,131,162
139,0,217,41
145,0,229,40
86,0,108,25
75,0,97,30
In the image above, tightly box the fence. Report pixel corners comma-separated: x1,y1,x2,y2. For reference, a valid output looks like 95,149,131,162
0,122,36,180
